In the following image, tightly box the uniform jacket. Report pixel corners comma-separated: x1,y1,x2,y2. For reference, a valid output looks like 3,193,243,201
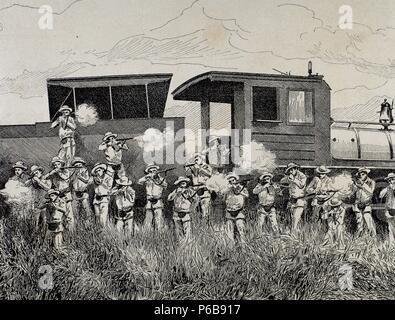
91,171,114,203
280,170,307,199
52,115,76,141
138,174,167,199
186,163,213,185
253,183,278,206
25,176,51,207
41,197,70,232
98,141,128,165
111,186,135,212
224,184,249,211
380,185,395,210
71,167,90,192
306,175,334,195
353,177,375,204
168,187,196,213
9,174,29,185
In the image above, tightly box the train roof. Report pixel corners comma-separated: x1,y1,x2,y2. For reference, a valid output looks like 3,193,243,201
47,73,173,88
172,71,331,102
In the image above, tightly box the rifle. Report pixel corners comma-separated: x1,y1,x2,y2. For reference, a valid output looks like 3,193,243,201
155,167,176,175
117,137,136,142
184,163,195,168
50,90,73,122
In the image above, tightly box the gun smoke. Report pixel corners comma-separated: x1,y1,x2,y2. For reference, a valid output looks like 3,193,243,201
75,103,99,127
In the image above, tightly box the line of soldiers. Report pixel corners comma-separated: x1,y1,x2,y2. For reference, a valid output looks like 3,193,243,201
8,149,395,250
4,105,395,249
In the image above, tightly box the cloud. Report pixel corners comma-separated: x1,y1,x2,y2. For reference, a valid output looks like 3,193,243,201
1,0,395,126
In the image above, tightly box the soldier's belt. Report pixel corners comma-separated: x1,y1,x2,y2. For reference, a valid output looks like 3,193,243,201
176,211,190,219
118,208,133,218
356,201,372,210
227,208,244,217
147,198,160,204
110,163,122,171
259,204,274,212
60,137,73,144
196,187,208,196
74,191,87,198
47,222,61,232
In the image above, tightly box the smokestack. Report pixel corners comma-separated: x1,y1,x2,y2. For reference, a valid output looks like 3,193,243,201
308,61,313,76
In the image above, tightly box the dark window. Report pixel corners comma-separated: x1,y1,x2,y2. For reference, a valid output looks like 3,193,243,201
75,87,112,120
253,87,278,121
111,85,148,119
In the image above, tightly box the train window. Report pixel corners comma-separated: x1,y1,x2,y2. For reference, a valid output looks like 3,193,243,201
288,90,313,124
252,87,278,121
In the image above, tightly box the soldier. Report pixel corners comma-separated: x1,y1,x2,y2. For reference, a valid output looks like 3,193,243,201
2,161,30,218
379,172,395,245
70,157,92,221
223,174,249,245
90,163,115,227
185,153,213,223
253,172,280,234
111,176,136,236
138,164,167,232
207,136,230,173
98,132,128,179
351,167,376,237
9,161,29,184
25,165,51,229
51,105,76,166
43,156,75,231
321,198,346,248
41,189,71,251
280,163,307,233
379,98,393,130
306,165,336,222
167,176,196,242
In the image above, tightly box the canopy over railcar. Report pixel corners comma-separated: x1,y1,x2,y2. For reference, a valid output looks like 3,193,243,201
47,73,173,120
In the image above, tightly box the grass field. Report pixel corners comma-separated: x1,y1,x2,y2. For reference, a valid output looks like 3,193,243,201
1,204,395,300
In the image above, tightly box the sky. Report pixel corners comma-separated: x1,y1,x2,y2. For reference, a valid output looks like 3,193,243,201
1,0,395,125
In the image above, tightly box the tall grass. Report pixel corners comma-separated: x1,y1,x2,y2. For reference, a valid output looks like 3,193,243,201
1,204,395,300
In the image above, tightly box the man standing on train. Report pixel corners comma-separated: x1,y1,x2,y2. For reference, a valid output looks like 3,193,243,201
99,132,128,179
351,167,377,238
280,163,307,233
51,105,76,166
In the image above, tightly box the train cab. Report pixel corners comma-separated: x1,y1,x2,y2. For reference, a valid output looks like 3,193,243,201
172,68,331,168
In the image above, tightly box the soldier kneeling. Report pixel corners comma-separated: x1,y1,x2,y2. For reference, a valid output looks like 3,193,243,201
41,189,71,251
168,177,196,242
322,198,346,248
111,177,135,236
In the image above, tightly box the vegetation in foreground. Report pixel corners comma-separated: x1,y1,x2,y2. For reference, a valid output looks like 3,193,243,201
1,205,395,300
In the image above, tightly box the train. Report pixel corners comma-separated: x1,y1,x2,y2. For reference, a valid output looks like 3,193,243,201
0,63,393,231
0,64,392,200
